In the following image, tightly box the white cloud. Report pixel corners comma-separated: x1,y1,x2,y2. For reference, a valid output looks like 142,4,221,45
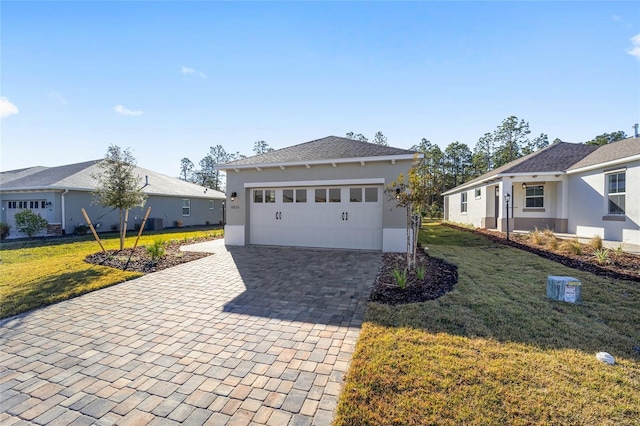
114,104,143,116
612,15,621,22
1,97,19,118
181,65,207,78
49,91,68,105
626,34,640,60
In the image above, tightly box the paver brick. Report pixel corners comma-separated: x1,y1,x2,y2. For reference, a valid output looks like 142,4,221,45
0,242,379,426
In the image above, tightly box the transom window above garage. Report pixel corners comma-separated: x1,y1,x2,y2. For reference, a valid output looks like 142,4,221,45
253,189,275,203
283,189,307,203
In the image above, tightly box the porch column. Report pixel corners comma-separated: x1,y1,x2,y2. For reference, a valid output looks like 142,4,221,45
556,177,569,233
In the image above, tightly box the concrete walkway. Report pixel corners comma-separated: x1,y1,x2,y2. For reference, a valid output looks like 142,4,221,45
1,240,381,425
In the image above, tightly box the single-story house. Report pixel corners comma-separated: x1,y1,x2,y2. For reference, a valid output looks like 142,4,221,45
216,136,421,252
442,137,640,245
0,160,226,238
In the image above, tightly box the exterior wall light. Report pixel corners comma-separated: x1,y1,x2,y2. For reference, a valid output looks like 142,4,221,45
230,192,237,201
395,188,401,200
522,183,527,190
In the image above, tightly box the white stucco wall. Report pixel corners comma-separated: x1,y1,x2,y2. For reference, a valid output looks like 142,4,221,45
567,160,639,244
223,159,415,251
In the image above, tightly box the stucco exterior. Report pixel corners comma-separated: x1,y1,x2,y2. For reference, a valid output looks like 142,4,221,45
442,139,640,246
1,160,225,239
218,136,419,252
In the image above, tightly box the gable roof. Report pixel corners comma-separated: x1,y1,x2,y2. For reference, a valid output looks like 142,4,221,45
219,136,417,169
567,137,640,173
442,141,598,195
0,161,225,199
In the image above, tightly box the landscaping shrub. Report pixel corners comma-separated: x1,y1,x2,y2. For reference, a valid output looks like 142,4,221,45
14,209,48,238
0,222,10,240
590,235,603,250
146,239,166,263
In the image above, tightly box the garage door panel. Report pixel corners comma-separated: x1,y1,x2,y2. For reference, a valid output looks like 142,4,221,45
250,186,382,250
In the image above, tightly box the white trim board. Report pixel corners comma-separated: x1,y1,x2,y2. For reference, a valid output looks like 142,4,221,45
244,178,385,188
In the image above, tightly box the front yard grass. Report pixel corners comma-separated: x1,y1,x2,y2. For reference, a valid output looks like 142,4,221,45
335,223,639,425
0,228,222,319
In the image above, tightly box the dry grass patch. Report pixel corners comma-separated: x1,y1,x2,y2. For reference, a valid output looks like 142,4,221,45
335,223,640,425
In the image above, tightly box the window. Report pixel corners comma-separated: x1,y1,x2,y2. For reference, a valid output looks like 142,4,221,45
461,192,468,213
254,190,264,203
209,200,215,210
182,199,191,216
350,188,362,202
329,188,341,202
607,172,625,215
525,186,544,208
283,189,294,203
365,187,378,202
296,189,307,203
8,201,16,209
475,188,481,199
315,188,327,202
265,190,275,203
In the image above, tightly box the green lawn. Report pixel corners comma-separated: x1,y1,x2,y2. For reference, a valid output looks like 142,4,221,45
0,228,223,319
335,223,639,425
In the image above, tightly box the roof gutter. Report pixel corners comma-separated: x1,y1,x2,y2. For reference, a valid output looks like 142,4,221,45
566,154,640,175
216,153,421,171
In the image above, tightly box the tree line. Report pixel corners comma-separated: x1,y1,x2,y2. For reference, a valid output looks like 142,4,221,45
178,117,629,202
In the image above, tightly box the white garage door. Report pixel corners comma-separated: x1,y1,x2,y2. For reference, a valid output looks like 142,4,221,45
249,185,383,250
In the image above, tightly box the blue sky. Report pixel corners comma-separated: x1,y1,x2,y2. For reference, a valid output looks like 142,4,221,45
2,1,639,177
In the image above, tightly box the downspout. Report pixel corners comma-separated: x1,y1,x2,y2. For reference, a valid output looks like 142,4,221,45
61,189,69,234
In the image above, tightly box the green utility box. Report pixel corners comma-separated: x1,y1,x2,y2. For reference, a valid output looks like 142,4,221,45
547,276,582,304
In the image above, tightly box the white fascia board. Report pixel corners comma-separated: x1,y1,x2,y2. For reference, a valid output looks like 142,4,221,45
441,171,565,196
566,155,640,175
0,186,76,193
217,153,420,171
244,178,386,188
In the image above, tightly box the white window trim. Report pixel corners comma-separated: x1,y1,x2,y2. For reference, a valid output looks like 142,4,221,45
182,199,191,217
605,171,626,216
461,192,468,213
525,185,544,208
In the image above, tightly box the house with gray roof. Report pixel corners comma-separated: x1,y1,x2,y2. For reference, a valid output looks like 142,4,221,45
1,161,225,238
442,137,640,245
217,136,421,252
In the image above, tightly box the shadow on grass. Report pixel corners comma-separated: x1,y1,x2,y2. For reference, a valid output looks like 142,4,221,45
1,268,131,322
367,224,640,359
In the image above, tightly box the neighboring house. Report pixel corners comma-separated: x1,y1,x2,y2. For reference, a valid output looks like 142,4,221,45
217,136,420,252
0,160,226,239
442,137,640,245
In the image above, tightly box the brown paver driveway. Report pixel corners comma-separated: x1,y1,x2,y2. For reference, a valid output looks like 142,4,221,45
0,240,380,425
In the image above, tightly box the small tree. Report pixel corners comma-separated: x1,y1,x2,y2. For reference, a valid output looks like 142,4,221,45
14,209,48,238
92,145,147,250
386,158,430,267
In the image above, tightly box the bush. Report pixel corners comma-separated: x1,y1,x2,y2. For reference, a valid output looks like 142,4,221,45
559,238,583,255
146,239,166,263
14,209,48,238
0,222,10,240
590,235,603,250
73,224,89,235
546,235,559,251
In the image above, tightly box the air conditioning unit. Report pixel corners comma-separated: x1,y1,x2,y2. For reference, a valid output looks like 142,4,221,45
145,218,164,231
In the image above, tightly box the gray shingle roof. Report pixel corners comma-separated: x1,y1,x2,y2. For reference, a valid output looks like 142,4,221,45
568,137,640,171
0,161,225,199
221,136,415,168
443,141,598,194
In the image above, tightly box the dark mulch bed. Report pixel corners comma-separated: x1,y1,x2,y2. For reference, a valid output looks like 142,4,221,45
370,251,458,306
446,224,640,282
85,236,221,273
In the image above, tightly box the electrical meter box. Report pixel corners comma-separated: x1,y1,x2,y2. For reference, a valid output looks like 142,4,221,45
547,276,582,304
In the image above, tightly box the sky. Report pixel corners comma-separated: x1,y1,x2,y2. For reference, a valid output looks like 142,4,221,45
1,1,639,178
